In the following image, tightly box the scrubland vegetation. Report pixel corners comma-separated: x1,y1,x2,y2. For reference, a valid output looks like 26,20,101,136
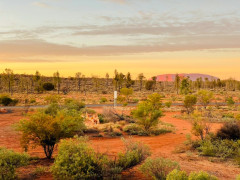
0,69,240,179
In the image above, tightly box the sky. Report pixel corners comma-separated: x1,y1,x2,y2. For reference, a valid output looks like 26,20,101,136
0,0,240,79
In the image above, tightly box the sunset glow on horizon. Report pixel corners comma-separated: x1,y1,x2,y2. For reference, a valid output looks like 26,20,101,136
0,0,240,79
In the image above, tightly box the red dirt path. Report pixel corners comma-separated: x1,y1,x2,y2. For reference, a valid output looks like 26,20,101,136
0,109,239,179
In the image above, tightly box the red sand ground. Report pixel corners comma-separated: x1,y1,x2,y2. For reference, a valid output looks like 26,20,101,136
0,109,240,179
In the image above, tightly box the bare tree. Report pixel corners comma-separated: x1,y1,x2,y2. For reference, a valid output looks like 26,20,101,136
53,71,61,94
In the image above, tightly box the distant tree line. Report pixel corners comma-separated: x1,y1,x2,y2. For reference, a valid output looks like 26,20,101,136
0,68,239,95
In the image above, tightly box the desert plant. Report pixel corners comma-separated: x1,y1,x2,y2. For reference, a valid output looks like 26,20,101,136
188,171,218,180
165,101,172,108
184,95,197,114
226,96,235,106
180,78,190,95
42,82,55,91
0,147,29,180
140,157,180,180
51,137,108,179
216,122,240,140
100,97,107,104
166,169,188,180
120,88,133,102
16,109,85,159
0,94,18,106
197,90,214,109
64,98,85,111
191,118,211,140
117,138,151,170
132,93,163,133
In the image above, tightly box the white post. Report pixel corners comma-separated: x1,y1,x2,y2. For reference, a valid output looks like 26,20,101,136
114,91,117,108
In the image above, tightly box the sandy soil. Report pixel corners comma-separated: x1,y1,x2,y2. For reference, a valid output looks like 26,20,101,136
0,109,239,180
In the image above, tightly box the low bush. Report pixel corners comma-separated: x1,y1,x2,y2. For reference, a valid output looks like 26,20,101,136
216,122,240,140
51,137,108,179
0,147,29,180
188,171,218,180
165,101,172,108
166,169,188,180
117,138,151,170
226,97,235,106
42,82,55,91
140,157,179,180
123,124,143,135
100,97,107,104
0,95,18,106
98,114,106,124
64,99,85,111
151,128,172,136
197,139,240,159
51,137,150,179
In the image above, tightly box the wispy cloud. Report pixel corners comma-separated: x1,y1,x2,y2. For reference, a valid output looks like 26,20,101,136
32,2,51,8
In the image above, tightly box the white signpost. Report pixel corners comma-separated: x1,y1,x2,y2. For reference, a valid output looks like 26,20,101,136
114,91,117,108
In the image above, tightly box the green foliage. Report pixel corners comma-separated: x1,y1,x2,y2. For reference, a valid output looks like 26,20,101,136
216,122,240,140
0,147,29,180
0,94,18,106
51,137,150,179
191,118,210,140
16,109,85,159
117,138,151,170
188,171,218,180
123,124,143,135
100,97,107,104
226,96,235,106
145,80,155,91
98,114,106,124
166,169,188,180
236,174,240,180
165,101,172,108
197,139,240,159
184,95,197,114
132,93,163,132
197,90,214,108
51,137,108,179
42,82,55,91
64,98,85,111
180,78,190,95
44,95,61,104
140,157,180,180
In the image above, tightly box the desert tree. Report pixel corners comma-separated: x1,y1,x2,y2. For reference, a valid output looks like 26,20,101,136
53,71,61,94
125,72,134,88
2,68,14,94
132,93,163,133
82,75,87,95
152,76,157,92
197,90,214,109
174,74,181,94
183,94,197,114
145,80,155,91
120,87,133,103
138,73,145,91
33,71,43,93
180,78,190,95
75,72,82,92
17,109,85,159
105,73,109,88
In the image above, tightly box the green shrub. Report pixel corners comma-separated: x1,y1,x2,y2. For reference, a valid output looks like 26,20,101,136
140,157,179,180
117,138,150,170
188,171,218,180
123,124,143,135
0,147,29,180
98,114,106,124
197,139,239,159
0,95,18,106
222,113,234,119
166,169,188,180
226,97,235,106
165,101,172,108
51,137,108,179
42,82,55,91
151,128,172,136
100,97,107,104
216,122,240,140
236,174,240,180
183,95,197,114
64,99,85,111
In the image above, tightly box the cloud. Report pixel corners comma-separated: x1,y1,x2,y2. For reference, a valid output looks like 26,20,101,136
32,2,51,8
99,0,128,4
0,37,240,62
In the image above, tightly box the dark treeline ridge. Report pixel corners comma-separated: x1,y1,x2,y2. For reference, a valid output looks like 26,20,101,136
0,68,239,95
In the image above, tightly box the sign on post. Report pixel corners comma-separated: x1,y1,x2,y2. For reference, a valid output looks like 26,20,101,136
114,91,117,108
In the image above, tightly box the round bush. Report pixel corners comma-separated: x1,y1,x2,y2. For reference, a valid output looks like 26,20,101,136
216,122,240,140
51,137,108,179
0,96,13,106
42,82,55,91
166,169,188,180
188,171,218,180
